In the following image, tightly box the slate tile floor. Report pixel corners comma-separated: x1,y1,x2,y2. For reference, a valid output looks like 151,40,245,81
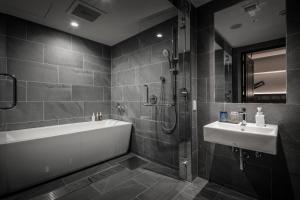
1,154,257,200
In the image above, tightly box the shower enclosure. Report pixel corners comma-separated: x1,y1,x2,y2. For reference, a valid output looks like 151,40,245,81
110,0,193,181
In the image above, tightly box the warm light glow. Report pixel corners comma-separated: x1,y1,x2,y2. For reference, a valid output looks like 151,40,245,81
70,21,79,28
254,91,286,95
156,33,163,38
254,70,286,75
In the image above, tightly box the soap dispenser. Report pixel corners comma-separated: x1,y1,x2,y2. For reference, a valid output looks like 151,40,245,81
255,107,265,127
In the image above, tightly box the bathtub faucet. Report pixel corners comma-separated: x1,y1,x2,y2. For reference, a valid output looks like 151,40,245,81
116,103,125,115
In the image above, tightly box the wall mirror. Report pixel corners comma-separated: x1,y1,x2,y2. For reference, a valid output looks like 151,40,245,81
214,0,286,103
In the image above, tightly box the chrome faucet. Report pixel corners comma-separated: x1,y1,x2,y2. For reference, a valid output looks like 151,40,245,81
239,108,247,126
144,84,149,104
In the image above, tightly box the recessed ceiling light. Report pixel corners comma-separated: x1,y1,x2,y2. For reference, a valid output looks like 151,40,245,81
156,33,163,38
70,21,79,28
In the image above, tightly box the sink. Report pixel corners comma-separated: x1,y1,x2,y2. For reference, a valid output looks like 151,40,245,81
203,121,278,155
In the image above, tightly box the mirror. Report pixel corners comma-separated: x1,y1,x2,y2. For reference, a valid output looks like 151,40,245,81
214,0,286,103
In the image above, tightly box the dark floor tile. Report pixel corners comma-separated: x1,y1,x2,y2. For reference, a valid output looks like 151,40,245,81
91,168,141,194
57,186,99,200
173,192,207,200
143,162,179,180
182,184,205,199
137,176,188,200
219,187,257,200
62,163,111,184
133,170,165,187
30,186,71,200
3,179,65,200
65,178,92,193
119,156,149,170
98,165,126,178
107,154,134,166
192,177,208,189
93,180,146,200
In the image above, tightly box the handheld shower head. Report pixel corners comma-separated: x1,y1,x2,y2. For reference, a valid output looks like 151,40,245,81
162,49,170,58
162,49,172,69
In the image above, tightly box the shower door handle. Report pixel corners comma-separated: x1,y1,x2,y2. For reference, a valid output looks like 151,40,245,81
0,74,17,110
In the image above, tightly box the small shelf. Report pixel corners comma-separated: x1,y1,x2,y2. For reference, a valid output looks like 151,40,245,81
143,103,174,107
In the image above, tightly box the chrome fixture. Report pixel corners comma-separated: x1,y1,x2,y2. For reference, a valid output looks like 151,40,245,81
0,74,17,110
149,95,158,105
239,108,247,127
144,84,149,104
116,103,125,115
143,24,178,135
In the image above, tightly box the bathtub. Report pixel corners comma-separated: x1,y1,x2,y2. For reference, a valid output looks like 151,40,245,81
0,119,132,196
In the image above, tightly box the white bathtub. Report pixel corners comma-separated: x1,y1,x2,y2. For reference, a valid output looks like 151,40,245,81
0,119,132,196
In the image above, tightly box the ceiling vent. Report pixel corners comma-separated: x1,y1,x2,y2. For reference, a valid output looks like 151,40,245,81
243,1,266,17
67,0,105,22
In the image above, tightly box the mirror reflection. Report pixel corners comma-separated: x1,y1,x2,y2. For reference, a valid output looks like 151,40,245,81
214,0,286,103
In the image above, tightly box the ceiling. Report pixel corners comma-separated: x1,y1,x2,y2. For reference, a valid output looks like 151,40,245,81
0,0,176,46
191,0,212,8
215,0,286,48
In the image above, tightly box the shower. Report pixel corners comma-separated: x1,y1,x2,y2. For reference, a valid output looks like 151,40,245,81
159,47,178,134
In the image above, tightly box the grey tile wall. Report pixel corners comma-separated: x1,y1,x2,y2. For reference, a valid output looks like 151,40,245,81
110,18,179,168
0,14,111,130
194,0,300,199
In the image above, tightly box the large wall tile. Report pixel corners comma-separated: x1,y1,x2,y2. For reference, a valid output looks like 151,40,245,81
44,102,84,120
0,58,6,73
143,138,177,167
117,69,135,86
94,72,111,87
123,85,140,101
72,85,103,101
0,35,6,57
112,56,130,72
7,37,43,62
287,69,300,104
84,54,110,72
58,117,86,125
3,102,43,123
111,87,123,101
103,87,111,101
119,37,139,55
102,45,111,59
137,63,162,84
1,14,111,131
71,36,101,56
59,67,93,85
6,120,58,131
84,101,111,116
0,14,6,35
27,23,71,49
27,82,71,101
44,45,83,68
7,59,58,83
6,16,27,39
0,80,26,102
130,48,151,67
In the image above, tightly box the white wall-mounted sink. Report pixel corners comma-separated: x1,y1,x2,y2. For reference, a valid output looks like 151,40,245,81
203,121,278,155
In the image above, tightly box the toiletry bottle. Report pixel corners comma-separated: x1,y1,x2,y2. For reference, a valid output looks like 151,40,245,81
255,107,265,127
92,113,95,121
96,112,99,121
99,112,103,120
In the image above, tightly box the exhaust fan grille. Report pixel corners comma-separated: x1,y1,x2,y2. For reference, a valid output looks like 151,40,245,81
68,1,103,22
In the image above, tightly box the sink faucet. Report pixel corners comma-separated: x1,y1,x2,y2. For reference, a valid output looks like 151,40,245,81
239,108,247,126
